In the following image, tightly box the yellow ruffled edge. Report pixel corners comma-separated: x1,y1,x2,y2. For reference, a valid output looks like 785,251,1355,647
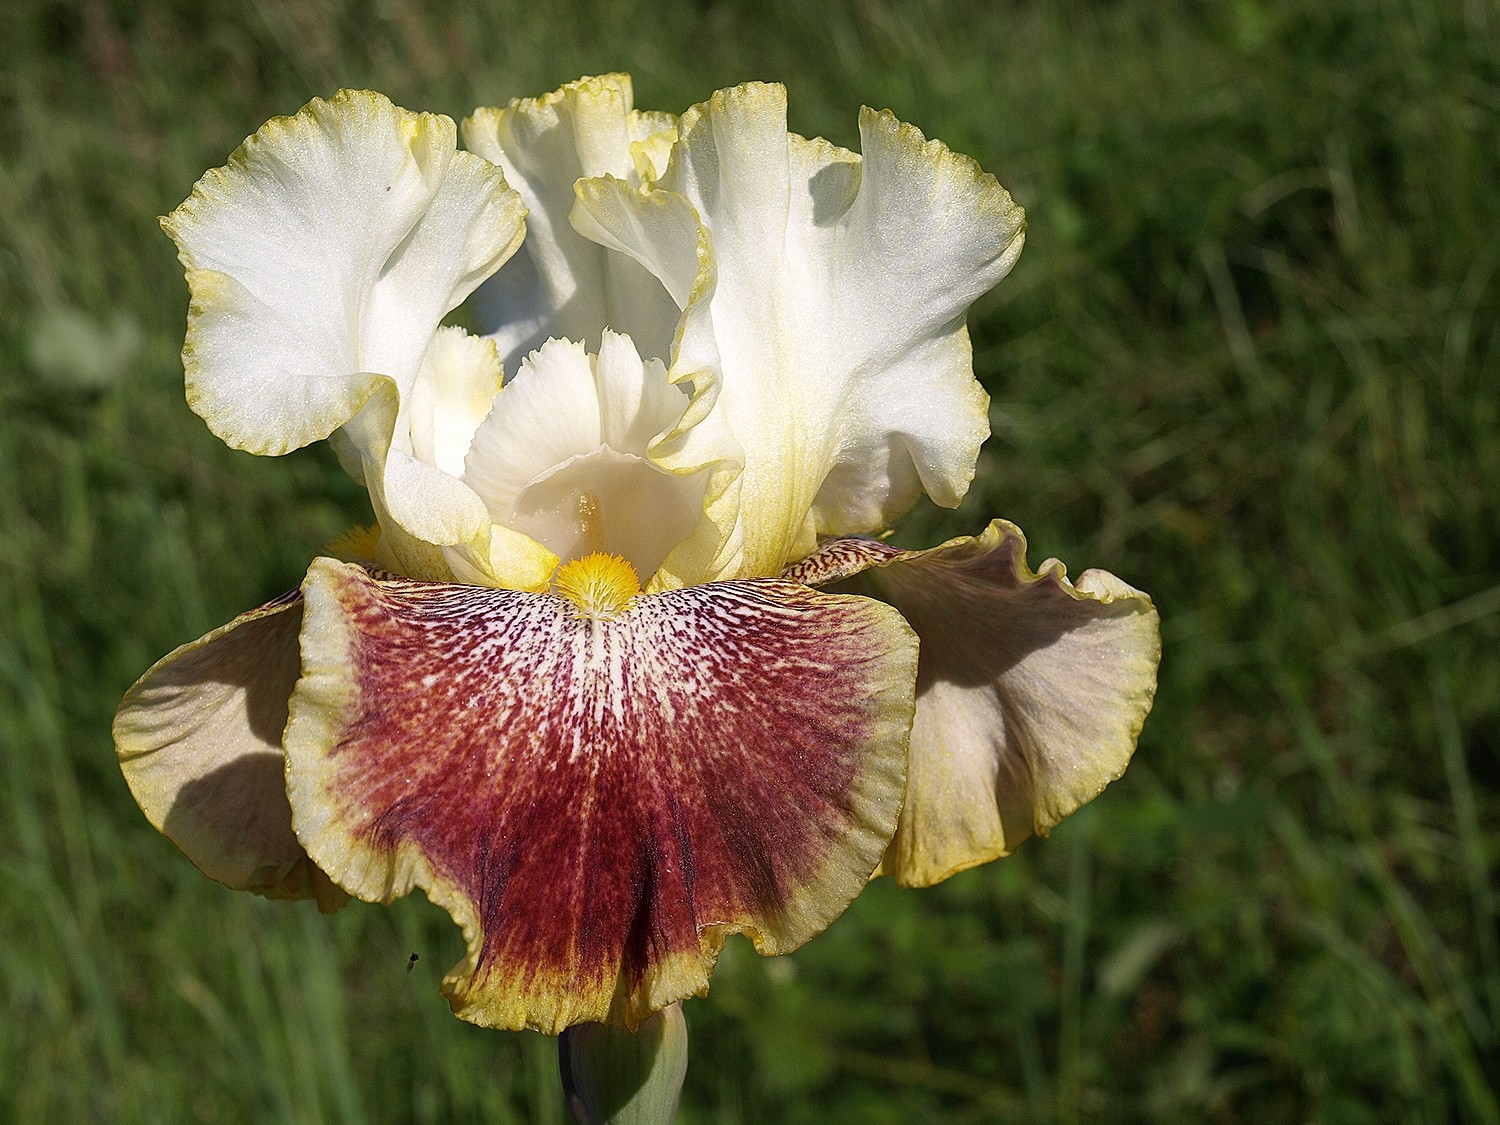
161,91,451,456
866,520,1160,887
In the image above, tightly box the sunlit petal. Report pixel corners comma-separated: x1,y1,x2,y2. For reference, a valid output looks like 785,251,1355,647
463,332,705,582
409,326,504,478
571,179,708,312
163,89,524,456
787,521,1159,886
336,379,559,591
465,74,680,371
574,83,1025,583
113,593,346,910
283,558,916,1033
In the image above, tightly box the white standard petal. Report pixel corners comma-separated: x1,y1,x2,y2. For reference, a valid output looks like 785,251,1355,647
573,83,1026,583
463,332,706,582
463,75,680,372
335,366,558,595
163,89,525,456
408,326,503,478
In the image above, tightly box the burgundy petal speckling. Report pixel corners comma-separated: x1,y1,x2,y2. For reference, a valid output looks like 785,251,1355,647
284,558,917,1032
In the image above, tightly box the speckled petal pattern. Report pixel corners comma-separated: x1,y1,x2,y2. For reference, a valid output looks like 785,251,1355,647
284,559,917,1032
780,536,904,587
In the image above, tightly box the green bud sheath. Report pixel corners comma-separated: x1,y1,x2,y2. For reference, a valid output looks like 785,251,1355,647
560,1004,689,1125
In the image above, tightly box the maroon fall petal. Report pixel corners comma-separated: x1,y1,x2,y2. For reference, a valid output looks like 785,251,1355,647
284,558,916,1032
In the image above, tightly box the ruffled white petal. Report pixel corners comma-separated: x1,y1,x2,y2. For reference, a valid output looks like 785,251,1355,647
573,83,1025,584
408,326,504,478
628,112,678,182
464,338,612,506
338,377,558,593
163,89,524,456
594,327,691,450
464,75,681,372
463,332,705,582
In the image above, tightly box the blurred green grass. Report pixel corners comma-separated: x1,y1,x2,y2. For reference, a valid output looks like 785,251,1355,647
2,0,1496,1121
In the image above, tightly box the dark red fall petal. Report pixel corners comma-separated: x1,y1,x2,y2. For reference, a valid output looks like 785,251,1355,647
284,558,916,1032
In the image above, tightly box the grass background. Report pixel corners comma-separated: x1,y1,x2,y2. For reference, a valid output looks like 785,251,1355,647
2,0,1497,1121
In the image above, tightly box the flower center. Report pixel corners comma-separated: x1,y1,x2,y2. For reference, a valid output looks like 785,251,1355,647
552,552,641,620
460,333,709,586
505,448,700,581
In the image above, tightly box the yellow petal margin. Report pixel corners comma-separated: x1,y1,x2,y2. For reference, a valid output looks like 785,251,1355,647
284,558,917,1033
786,520,1160,887
113,593,346,910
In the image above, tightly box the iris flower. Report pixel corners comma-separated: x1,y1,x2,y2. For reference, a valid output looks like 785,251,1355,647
115,75,1159,1036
